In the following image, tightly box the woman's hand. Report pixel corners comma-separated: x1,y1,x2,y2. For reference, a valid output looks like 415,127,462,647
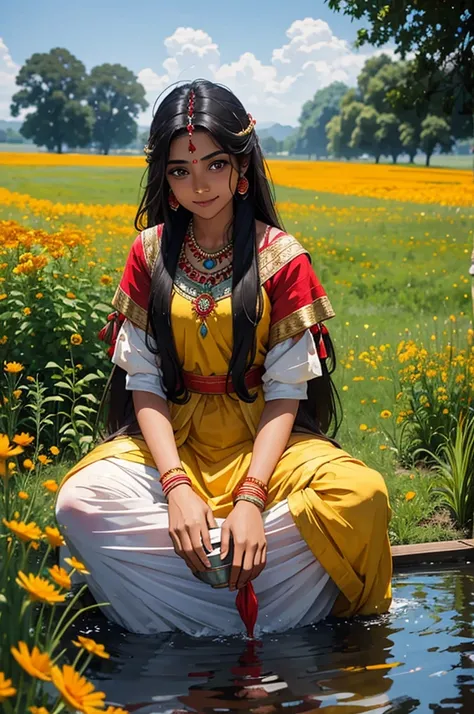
167,485,217,573
220,500,267,591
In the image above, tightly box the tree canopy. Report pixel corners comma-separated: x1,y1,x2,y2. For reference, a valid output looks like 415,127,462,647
11,49,148,154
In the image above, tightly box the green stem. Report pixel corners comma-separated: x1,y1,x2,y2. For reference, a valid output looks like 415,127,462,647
50,601,108,652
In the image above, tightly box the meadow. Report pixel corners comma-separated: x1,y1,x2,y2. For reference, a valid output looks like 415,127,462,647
0,152,473,711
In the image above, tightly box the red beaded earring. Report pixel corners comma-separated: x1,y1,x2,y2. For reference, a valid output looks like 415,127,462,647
168,189,179,211
237,174,249,198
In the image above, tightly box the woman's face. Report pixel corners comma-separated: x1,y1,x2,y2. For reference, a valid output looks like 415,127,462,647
166,129,246,219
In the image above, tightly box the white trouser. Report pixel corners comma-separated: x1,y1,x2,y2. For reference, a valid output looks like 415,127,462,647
56,457,338,637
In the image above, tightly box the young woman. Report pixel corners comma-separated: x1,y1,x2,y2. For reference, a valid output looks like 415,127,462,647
55,80,392,637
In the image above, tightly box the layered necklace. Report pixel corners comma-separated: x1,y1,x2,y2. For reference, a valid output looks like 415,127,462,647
176,222,233,338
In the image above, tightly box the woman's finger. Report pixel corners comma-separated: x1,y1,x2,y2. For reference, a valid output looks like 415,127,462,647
206,508,218,530
251,546,267,581
229,542,244,591
188,524,211,569
170,531,197,573
181,531,207,572
236,545,256,590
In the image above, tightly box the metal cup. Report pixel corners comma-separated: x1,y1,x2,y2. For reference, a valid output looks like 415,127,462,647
193,527,234,588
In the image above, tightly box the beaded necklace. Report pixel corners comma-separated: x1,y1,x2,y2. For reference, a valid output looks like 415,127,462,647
175,229,233,338
187,221,233,270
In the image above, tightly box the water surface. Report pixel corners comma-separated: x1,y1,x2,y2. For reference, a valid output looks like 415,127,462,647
73,566,474,713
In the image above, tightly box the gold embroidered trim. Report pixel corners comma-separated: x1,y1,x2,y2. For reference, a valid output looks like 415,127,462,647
142,225,160,273
269,297,336,349
111,285,149,332
258,234,309,285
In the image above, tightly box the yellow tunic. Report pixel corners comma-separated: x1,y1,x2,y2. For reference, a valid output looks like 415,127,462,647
60,227,392,618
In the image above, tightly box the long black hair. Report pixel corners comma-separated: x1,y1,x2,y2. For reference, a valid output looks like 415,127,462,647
97,80,342,445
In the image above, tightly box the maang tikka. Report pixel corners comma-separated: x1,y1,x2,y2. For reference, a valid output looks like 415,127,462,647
187,90,197,153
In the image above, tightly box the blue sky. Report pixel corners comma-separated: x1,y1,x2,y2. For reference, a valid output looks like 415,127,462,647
1,0,392,125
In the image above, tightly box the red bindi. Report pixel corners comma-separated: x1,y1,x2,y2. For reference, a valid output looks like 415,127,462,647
192,159,198,164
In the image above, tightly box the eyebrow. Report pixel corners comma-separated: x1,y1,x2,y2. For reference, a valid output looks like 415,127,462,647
167,150,227,165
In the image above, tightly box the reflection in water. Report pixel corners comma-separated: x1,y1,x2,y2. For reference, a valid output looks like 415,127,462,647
69,566,474,713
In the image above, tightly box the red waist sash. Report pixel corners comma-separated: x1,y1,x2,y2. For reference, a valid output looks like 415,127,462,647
182,366,264,395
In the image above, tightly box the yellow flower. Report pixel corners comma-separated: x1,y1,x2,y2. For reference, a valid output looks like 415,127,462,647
102,707,129,714
2,518,42,542
29,707,50,714
18,491,29,500
100,274,113,285
26,375,35,382
49,445,60,455
4,361,24,373
0,671,17,702
66,291,76,299
405,491,416,501
35,292,44,299
42,479,58,493
12,389,22,399
72,635,110,659
380,410,392,419
379,445,388,451
342,385,349,391
50,664,106,713
13,432,34,446
23,458,35,471
0,434,24,477
48,565,72,590
359,424,368,431
44,525,65,547
23,307,31,316
64,556,90,574
16,571,66,604
38,454,52,465
442,408,449,414
70,333,83,345
10,641,52,681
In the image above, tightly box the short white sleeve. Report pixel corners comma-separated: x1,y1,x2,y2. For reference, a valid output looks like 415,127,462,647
111,319,167,400
262,329,322,401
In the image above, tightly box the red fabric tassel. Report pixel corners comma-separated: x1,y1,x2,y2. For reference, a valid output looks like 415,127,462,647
236,581,259,638
97,311,125,358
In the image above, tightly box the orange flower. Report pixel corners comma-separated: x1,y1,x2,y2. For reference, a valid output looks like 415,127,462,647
44,526,65,547
405,491,416,501
10,641,52,681
70,333,83,345
64,556,90,575
23,458,35,471
3,361,24,373
29,707,50,714
16,571,66,604
66,291,76,299
50,664,106,712
42,479,58,493
13,432,35,446
38,454,53,465
12,389,22,399
2,518,42,542
48,565,71,590
49,445,60,455
0,671,17,702
359,424,368,431
72,635,110,659
23,307,31,316
18,491,29,500
102,707,130,714
380,410,392,419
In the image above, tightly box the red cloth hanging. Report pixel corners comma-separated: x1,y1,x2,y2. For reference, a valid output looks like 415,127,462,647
236,581,259,638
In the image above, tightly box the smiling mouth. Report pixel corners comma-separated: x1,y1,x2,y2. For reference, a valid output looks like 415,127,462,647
193,197,218,206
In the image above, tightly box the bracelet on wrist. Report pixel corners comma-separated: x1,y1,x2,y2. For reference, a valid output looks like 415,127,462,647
161,473,192,499
159,465,187,483
234,494,266,511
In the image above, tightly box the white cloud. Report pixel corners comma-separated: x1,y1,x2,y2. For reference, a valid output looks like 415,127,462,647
0,38,20,121
0,20,396,126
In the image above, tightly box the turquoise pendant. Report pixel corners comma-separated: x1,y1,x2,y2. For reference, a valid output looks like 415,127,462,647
200,323,208,338
203,258,217,270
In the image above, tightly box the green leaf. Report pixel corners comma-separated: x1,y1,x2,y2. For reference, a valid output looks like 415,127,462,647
45,362,62,370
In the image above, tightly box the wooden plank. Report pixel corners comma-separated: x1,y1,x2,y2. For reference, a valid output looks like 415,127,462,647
392,539,474,569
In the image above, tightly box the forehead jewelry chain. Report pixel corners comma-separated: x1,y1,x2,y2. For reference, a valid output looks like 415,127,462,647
187,90,197,153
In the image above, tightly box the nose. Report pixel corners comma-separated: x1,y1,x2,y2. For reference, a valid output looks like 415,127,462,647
194,186,210,195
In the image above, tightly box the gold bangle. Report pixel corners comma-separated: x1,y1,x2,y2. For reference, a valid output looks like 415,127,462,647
243,476,269,492
159,466,186,483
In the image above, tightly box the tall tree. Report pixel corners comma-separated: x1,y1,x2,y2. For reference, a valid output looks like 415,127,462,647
10,48,93,154
298,82,349,159
326,1,473,134
87,64,148,155
419,115,454,166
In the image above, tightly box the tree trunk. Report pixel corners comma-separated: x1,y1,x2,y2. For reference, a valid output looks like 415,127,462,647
56,142,62,154
375,155,380,164
425,152,431,167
